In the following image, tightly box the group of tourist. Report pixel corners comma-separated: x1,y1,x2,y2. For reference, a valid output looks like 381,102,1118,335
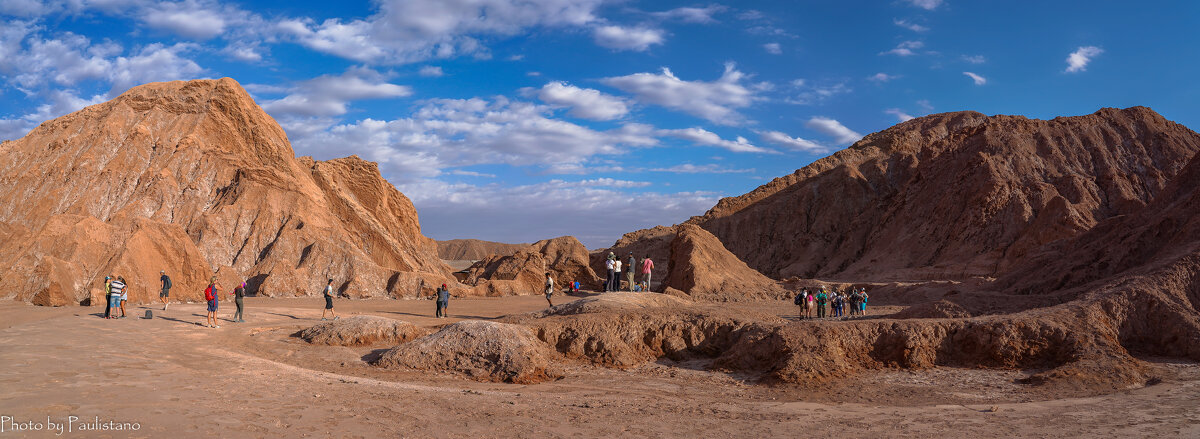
794,286,869,319
101,271,254,328
603,252,654,292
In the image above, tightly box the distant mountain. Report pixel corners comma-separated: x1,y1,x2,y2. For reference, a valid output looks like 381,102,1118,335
437,239,530,261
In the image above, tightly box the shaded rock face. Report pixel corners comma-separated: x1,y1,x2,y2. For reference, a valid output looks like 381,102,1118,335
609,107,1200,282
372,320,561,384
461,236,599,296
299,315,429,346
0,78,452,305
663,225,788,301
436,239,528,260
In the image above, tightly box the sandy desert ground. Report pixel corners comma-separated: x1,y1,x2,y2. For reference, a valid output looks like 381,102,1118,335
2,296,1199,438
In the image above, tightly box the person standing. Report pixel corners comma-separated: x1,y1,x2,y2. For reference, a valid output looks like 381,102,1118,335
205,277,222,328
613,258,623,291
231,282,246,323
816,287,828,318
604,257,615,292
860,288,869,315
625,253,636,293
118,276,129,318
102,275,113,318
158,270,172,310
107,277,125,319
641,256,654,290
436,284,450,318
544,272,555,307
321,279,339,321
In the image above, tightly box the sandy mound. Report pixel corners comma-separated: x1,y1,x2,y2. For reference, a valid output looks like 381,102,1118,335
662,224,788,301
372,320,561,383
0,78,453,305
437,239,528,260
505,294,780,367
299,315,428,346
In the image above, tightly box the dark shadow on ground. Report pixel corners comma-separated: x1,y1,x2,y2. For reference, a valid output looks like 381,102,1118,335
361,348,390,363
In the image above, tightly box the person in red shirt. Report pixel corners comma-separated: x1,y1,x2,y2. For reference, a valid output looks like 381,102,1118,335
640,256,654,291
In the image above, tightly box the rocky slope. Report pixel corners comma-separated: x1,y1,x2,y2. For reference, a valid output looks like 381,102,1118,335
461,236,600,296
0,78,453,305
661,225,788,301
611,107,1200,282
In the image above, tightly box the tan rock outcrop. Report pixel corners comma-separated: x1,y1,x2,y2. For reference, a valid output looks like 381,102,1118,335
372,320,561,383
0,78,453,305
662,224,789,301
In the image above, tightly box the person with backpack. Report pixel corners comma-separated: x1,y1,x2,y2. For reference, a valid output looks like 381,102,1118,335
231,281,246,323
321,279,339,321
204,277,223,328
816,287,828,318
159,270,172,310
604,257,615,292
613,258,623,291
435,284,450,318
107,276,126,319
794,289,808,319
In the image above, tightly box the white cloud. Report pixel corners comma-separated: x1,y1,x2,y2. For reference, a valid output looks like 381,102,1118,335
868,72,898,82
0,88,104,140
660,127,769,154
805,117,862,145
759,130,826,153
141,1,228,40
447,169,496,178
880,40,923,56
962,71,986,85
763,42,781,54
532,81,630,121
906,0,943,10
649,5,726,23
962,54,986,64
280,0,605,64
893,19,928,32
649,163,754,174
785,80,851,105
419,65,444,77
917,99,934,112
1065,46,1103,73
885,108,915,122
262,67,412,118
107,43,205,95
592,25,665,52
603,62,763,125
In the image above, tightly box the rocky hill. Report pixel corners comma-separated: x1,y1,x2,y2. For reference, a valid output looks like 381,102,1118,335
612,107,1200,282
0,78,453,305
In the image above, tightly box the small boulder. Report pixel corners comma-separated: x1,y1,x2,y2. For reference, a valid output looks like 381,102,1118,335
372,320,560,383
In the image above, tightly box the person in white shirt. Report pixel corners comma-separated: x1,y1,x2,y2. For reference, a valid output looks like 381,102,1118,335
604,258,615,292
321,278,339,321
613,259,623,291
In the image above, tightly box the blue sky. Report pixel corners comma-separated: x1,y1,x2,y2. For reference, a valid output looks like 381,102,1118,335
2,1,1198,248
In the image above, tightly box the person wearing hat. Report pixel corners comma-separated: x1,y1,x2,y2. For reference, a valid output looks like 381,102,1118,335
159,270,172,310
102,275,113,318
435,284,450,318
625,253,637,292
321,278,339,320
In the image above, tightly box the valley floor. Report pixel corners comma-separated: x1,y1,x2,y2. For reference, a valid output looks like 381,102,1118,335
1,297,1198,438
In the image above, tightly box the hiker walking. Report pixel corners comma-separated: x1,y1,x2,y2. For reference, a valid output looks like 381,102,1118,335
625,253,636,292
321,279,339,320
640,256,654,290
544,272,555,307
204,277,222,328
107,276,125,319
231,282,246,323
159,270,172,310
435,284,450,318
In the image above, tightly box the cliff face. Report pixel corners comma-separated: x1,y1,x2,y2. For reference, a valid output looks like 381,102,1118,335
437,239,529,261
0,78,452,305
689,107,1200,280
